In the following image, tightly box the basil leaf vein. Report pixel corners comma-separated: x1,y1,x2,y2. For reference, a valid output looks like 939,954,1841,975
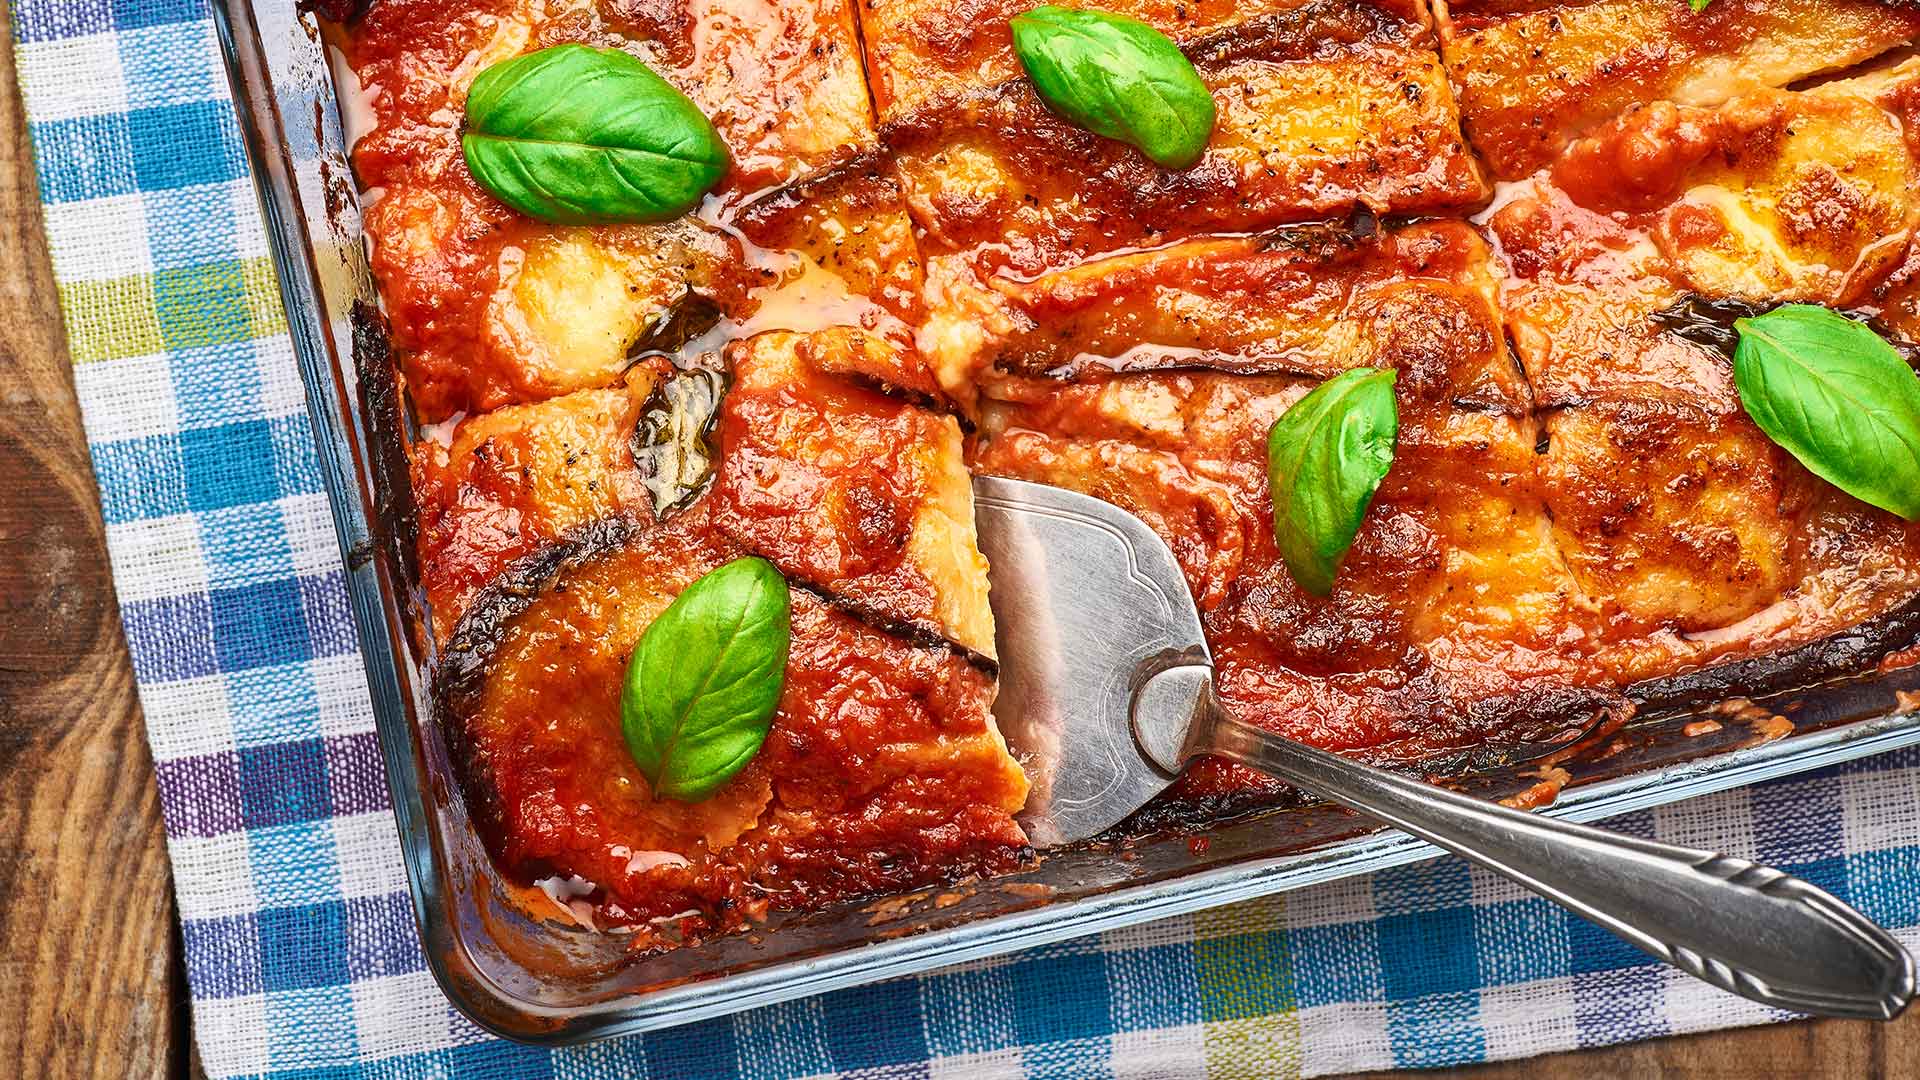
1266,368,1400,597
1732,304,1920,521
1010,5,1216,169
462,44,728,225
621,557,791,802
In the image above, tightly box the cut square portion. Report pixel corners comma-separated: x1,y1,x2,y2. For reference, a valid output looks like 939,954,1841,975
411,327,990,655
886,2,1486,280
338,0,898,420
855,0,1428,124
1438,0,1920,178
732,157,932,345
973,371,1595,820
1489,63,1920,672
344,0,877,192
359,157,928,421
361,195,738,421
411,364,667,640
922,220,1527,411
717,330,997,658
1488,181,1733,407
436,514,1027,939
1534,394,1920,685
1489,62,1920,404
1549,65,1918,304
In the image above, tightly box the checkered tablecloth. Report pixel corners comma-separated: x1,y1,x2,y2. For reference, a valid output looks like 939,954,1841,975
13,0,1920,1077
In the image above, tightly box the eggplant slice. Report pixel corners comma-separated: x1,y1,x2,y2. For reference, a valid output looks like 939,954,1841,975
1437,0,1920,179
435,511,1029,938
716,330,998,659
411,366,665,640
963,219,1524,414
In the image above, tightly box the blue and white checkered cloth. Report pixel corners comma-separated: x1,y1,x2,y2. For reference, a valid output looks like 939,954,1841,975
13,1,1920,1076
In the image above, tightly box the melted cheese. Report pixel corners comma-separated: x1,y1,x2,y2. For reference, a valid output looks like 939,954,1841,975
335,0,1920,935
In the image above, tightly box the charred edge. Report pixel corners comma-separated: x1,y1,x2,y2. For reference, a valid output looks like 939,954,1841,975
1458,683,1634,757
433,515,645,714
1185,0,1415,70
877,0,1410,148
431,516,647,845
731,148,903,233
839,369,970,428
350,301,421,588
785,577,998,676
626,288,724,361
1117,738,1468,836
768,842,1039,916
1650,294,1920,366
1534,700,1638,769
1258,205,1381,256
298,0,367,23
1015,350,1342,383
1627,589,1920,717
1116,782,1321,838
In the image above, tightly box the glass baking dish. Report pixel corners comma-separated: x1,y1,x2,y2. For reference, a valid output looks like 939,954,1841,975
213,0,1920,1045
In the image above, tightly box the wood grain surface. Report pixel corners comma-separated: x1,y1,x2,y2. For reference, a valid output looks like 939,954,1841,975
0,6,186,1079
0,7,1915,1077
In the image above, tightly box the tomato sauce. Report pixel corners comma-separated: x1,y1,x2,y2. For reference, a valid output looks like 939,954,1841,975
328,0,1920,941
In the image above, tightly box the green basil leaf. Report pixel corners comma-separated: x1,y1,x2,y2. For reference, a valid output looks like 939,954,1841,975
1688,0,1712,10
1733,304,1920,520
1009,5,1216,170
621,557,790,802
1266,368,1399,597
462,44,728,225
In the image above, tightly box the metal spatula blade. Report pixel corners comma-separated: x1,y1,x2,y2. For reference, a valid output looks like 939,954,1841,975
971,475,1208,845
973,474,1915,1020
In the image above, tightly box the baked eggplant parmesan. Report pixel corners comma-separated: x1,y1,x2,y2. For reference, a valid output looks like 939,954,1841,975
320,0,1920,945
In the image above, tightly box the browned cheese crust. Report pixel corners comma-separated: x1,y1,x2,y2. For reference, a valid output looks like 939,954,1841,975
330,0,1920,937
1437,0,1920,179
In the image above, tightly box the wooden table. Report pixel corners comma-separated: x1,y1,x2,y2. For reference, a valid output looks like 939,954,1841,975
0,11,1916,1078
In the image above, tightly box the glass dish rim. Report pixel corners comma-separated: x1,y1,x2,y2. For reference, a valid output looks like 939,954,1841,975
211,0,1920,1045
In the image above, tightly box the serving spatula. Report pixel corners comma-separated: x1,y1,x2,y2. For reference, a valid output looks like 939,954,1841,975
972,474,1915,1020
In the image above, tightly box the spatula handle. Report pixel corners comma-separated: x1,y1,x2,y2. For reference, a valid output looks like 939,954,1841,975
1159,668,1915,1019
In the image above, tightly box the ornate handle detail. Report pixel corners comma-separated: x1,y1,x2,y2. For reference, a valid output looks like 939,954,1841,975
1138,666,1916,1020
1641,853,1913,1018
